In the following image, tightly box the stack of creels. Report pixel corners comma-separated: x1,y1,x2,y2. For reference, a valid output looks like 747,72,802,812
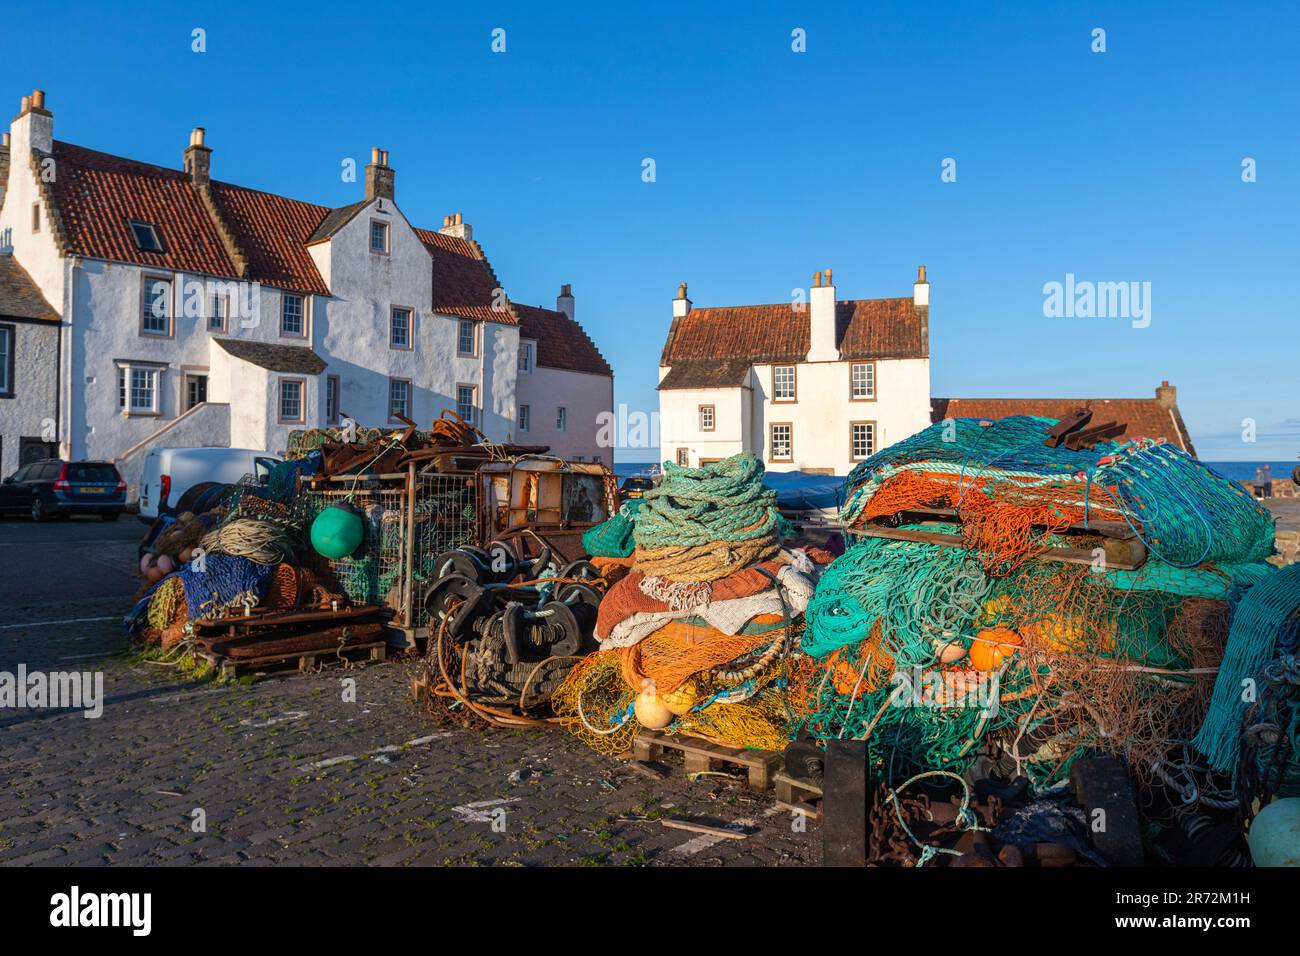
555,452,828,754
793,417,1281,798
421,542,607,728
839,416,1275,573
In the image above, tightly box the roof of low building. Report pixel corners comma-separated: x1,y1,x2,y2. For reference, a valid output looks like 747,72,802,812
214,338,327,375
660,297,926,367
304,201,367,245
0,255,58,321
930,396,1197,456
514,303,612,377
657,358,752,390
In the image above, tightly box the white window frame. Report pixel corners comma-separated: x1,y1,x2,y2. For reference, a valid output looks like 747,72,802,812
518,403,531,432
207,292,229,333
769,422,793,462
850,362,876,401
676,447,689,467
456,384,477,424
457,319,477,356
850,421,876,461
772,364,796,402
281,293,307,338
390,307,413,350
518,340,534,372
0,324,14,397
116,362,163,416
369,218,390,255
699,404,715,431
326,374,340,424
278,377,305,424
389,378,412,422
140,274,174,337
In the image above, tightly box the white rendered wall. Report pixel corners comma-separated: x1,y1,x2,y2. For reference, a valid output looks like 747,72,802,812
515,364,612,462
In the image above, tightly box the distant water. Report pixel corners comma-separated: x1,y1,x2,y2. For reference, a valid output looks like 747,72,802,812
1204,461,1298,484
613,461,660,479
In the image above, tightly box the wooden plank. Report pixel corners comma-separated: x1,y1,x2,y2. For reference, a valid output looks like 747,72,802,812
661,819,748,840
633,731,783,790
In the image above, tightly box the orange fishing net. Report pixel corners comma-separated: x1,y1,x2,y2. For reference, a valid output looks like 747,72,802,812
617,614,786,694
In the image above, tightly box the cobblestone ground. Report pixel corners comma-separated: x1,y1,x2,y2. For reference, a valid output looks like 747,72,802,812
0,517,820,867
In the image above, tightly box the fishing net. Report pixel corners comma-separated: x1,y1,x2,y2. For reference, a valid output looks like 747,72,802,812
840,417,1275,570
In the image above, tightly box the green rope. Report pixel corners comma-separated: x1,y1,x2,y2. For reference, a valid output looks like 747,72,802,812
633,453,779,550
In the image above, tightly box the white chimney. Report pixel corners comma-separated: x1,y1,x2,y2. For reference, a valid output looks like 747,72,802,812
438,211,472,241
673,282,691,318
557,283,574,320
807,267,838,362
10,88,53,157
913,264,929,307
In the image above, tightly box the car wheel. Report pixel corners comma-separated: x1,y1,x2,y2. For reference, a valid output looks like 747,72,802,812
31,497,50,522
101,510,121,522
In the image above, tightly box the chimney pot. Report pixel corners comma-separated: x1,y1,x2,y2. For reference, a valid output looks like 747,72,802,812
31,90,45,110
19,96,30,113
825,267,833,285
454,212,463,225
371,147,381,164
917,264,927,283
814,271,822,288
677,282,688,299
380,149,389,165
1,133,8,148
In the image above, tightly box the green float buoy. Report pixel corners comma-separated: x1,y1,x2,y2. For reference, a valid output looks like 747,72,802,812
311,501,364,559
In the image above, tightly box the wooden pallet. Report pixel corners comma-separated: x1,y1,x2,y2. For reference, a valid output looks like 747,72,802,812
773,770,823,822
632,731,783,790
197,640,387,679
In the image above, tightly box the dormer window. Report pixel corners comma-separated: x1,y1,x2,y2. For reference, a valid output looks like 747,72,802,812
370,219,390,255
128,220,164,253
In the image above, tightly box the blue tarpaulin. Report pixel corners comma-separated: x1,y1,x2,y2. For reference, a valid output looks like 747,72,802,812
762,470,844,511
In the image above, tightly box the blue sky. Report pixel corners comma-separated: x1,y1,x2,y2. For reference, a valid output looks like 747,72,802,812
9,1,1298,461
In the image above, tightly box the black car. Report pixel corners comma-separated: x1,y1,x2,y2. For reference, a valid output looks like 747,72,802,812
618,476,655,503
0,459,128,521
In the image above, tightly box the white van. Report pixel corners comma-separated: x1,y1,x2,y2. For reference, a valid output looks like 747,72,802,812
138,447,281,521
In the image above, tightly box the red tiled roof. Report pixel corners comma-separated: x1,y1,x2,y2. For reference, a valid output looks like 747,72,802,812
206,182,330,296
661,297,926,365
413,228,517,325
50,142,239,278
930,397,1196,456
514,303,612,377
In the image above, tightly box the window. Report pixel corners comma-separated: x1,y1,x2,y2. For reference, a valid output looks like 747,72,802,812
457,319,476,356
850,362,876,400
390,307,412,349
116,363,161,414
281,293,305,337
207,294,228,332
278,378,305,423
851,422,875,461
129,220,163,252
518,341,534,372
390,378,412,422
370,219,390,254
699,404,715,431
773,365,796,402
184,374,208,411
676,447,689,467
141,275,173,336
456,385,476,424
769,423,793,462
326,375,340,424
556,406,567,432
518,403,530,432
0,324,13,397
32,203,40,234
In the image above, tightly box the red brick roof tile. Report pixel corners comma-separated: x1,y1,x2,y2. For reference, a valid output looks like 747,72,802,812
931,397,1196,456
661,297,926,365
206,182,330,296
413,228,517,325
514,303,612,377
50,141,239,279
